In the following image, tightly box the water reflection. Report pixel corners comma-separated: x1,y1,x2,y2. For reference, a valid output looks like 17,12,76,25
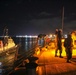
19,37,38,51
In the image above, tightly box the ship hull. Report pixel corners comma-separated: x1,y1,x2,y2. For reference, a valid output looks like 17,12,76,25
0,45,19,57
0,45,20,74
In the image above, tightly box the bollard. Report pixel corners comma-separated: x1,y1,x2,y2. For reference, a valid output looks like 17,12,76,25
27,56,38,63
25,62,38,75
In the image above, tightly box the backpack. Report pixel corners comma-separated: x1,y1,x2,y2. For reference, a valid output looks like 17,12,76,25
64,38,72,48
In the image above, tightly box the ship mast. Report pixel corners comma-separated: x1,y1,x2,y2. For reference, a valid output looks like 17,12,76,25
62,6,64,37
3,26,8,36
3,26,8,45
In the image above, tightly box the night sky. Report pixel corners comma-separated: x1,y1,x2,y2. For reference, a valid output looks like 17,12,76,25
0,0,76,36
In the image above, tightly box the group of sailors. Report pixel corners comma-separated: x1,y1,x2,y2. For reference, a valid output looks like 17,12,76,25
37,28,75,63
55,28,74,63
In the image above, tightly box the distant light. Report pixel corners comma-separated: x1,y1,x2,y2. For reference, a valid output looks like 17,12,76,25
29,36,32,38
16,35,23,37
64,34,67,38
50,34,52,38
25,35,27,38
16,35,37,38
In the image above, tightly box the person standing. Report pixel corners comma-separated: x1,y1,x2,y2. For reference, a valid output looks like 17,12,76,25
55,29,59,57
55,29,63,58
64,33,73,63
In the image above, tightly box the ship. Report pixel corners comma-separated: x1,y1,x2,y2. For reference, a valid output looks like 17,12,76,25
0,27,19,57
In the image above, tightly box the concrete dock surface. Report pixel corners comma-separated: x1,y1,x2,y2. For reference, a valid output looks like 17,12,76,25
9,47,76,75
36,49,76,75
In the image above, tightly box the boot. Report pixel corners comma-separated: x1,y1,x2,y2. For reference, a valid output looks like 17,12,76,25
55,54,58,57
67,60,71,63
59,54,63,58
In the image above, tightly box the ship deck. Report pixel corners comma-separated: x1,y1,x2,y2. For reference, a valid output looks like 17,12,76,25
9,44,76,75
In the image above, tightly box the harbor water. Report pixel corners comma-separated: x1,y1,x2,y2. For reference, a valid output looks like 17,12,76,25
13,36,38,51
0,36,38,74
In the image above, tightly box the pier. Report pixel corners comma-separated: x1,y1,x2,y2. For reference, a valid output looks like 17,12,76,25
8,42,76,75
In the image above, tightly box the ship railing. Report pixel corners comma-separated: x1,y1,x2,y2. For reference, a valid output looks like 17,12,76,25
7,42,38,75
14,43,38,68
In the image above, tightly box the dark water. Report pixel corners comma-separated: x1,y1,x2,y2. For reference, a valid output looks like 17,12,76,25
13,37,38,51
